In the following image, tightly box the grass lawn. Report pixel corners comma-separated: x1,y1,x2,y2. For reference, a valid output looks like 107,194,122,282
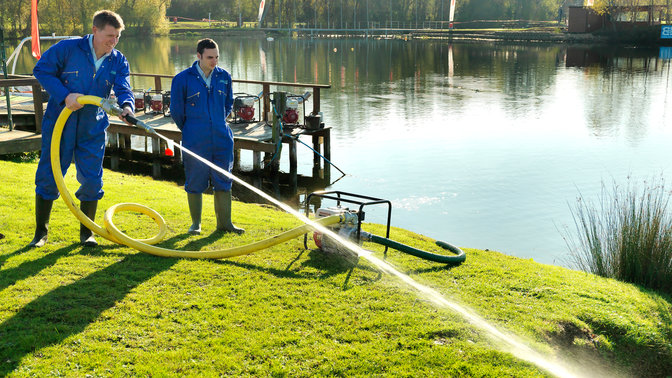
1,159,671,377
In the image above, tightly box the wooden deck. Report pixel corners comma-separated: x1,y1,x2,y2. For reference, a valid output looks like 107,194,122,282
0,127,41,154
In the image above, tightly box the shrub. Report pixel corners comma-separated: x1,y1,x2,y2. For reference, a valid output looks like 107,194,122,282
565,178,672,294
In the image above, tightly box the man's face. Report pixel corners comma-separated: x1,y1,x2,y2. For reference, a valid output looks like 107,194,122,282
92,24,121,54
197,47,219,71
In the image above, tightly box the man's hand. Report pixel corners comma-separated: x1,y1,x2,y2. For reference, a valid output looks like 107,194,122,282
65,93,84,110
119,105,135,126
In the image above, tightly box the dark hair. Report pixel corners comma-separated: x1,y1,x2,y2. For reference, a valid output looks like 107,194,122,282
197,38,218,55
92,10,125,31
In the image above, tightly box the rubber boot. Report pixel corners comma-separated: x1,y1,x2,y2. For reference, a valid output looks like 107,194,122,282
187,193,202,235
28,194,54,248
80,200,98,247
214,190,244,234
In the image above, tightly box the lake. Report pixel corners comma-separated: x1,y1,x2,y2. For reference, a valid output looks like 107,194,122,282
7,36,672,267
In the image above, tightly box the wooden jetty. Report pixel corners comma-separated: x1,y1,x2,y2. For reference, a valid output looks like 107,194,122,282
1,74,332,189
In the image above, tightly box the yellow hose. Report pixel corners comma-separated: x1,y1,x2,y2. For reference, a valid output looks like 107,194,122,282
51,95,341,258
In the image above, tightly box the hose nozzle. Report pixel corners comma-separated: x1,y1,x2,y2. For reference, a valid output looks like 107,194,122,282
99,97,157,136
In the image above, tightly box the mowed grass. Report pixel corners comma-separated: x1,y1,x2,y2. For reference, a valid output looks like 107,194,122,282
1,160,671,377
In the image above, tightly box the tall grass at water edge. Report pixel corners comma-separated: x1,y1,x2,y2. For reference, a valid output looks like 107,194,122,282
566,178,672,294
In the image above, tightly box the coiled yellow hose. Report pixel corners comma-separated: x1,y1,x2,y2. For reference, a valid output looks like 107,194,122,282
50,95,341,258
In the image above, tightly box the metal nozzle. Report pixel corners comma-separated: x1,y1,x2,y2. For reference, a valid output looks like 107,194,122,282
100,97,156,135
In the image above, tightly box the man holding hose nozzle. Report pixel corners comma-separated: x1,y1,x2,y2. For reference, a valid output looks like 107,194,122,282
170,38,244,235
28,10,135,248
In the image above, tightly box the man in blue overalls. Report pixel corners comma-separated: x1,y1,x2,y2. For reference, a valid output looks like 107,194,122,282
29,10,135,248
170,38,244,235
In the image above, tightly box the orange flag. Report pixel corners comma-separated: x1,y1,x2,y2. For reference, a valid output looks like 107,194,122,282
31,0,41,59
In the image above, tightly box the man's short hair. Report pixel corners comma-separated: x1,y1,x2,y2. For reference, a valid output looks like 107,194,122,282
197,38,218,55
93,10,125,31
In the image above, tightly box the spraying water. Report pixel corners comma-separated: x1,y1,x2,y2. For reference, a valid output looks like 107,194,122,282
157,133,589,377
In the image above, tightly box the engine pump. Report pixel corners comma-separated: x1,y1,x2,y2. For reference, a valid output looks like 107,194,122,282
143,90,170,116
282,98,299,125
232,93,260,123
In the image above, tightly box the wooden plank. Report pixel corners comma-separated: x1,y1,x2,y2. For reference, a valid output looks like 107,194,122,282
32,85,44,133
151,137,161,178
108,133,120,170
289,139,297,192
0,129,42,154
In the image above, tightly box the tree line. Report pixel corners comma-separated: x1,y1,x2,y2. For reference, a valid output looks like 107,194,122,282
169,0,567,27
168,0,671,28
1,0,170,38
2,0,670,38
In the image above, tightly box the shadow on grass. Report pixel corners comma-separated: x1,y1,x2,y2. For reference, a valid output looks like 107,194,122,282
0,251,178,376
0,244,35,269
0,245,80,293
405,263,462,276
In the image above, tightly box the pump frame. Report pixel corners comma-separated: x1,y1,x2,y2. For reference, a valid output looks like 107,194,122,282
304,191,392,255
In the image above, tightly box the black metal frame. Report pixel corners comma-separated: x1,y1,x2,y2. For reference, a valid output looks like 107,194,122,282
303,191,392,254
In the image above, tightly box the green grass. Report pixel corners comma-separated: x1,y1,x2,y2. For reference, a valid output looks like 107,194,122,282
1,160,671,376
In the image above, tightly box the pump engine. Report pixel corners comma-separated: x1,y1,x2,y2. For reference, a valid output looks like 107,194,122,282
282,98,300,125
232,93,260,123
133,89,145,110
143,90,170,116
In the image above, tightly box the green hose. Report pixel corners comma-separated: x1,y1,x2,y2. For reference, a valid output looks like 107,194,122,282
368,234,466,265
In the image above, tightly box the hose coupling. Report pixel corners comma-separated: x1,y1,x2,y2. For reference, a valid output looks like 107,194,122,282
358,231,373,242
341,211,359,226
100,97,122,116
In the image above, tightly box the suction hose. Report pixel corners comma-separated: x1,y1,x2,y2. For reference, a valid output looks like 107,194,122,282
50,95,342,258
362,232,465,265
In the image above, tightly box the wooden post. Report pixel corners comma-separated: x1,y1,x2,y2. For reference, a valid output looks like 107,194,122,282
154,76,162,92
233,148,241,171
323,129,331,181
289,138,297,192
108,133,120,171
312,133,321,179
123,134,132,160
263,83,271,122
31,85,44,133
312,87,320,115
253,151,261,172
151,136,161,178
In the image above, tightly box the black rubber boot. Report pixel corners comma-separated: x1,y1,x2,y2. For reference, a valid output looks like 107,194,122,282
214,190,244,235
28,194,54,248
187,193,202,235
80,200,98,247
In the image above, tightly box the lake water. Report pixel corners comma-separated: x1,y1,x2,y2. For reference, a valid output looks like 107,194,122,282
7,36,672,267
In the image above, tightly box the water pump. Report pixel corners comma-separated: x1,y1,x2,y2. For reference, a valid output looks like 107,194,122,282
282,98,299,125
143,90,170,116
232,93,260,123
304,191,466,265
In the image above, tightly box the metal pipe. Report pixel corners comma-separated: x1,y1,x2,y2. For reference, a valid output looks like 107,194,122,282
8,35,76,75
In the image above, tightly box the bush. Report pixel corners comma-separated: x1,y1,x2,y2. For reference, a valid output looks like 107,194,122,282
565,178,672,294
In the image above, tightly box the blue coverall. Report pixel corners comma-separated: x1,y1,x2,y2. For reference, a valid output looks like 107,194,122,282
33,35,134,201
170,61,234,193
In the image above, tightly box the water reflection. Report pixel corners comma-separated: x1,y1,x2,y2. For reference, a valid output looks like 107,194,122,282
5,36,671,267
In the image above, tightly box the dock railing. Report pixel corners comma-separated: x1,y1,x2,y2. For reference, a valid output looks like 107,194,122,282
1,73,330,131
0,75,44,132
129,73,331,122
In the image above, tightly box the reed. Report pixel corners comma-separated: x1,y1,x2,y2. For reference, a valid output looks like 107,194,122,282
567,178,672,294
